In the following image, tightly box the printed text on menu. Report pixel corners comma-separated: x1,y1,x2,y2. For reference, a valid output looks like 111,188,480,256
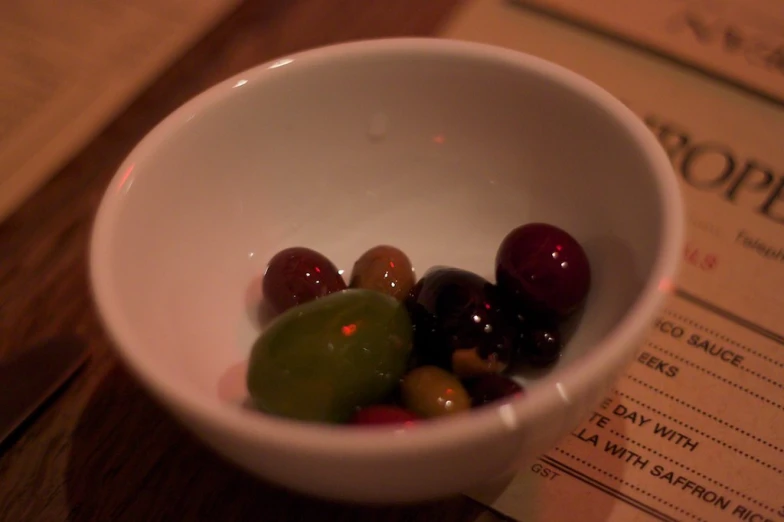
521,103,784,522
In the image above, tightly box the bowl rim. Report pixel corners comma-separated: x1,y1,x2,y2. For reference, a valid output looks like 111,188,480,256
89,36,684,457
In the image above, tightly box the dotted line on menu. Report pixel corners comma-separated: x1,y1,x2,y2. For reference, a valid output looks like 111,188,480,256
649,341,784,391
663,310,784,368
555,447,708,522
615,386,784,475
737,365,784,391
617,379,783,453
647,341,784,410
608,429,777,514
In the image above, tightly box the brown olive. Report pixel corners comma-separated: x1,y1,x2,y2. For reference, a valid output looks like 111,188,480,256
400,366,471,418
349,245,415,301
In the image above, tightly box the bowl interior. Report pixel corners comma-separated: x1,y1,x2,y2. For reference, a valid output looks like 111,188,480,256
95,42,667,413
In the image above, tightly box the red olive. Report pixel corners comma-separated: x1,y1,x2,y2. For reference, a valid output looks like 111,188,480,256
351,405,418,426
262,247,346,314
495,223,590,318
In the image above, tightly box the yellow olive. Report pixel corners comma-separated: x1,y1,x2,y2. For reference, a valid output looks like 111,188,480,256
349,245,415,301
400,366,471,418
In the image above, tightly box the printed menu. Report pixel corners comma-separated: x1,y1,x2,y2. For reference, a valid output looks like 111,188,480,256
512,0,784,104
442,2,784,521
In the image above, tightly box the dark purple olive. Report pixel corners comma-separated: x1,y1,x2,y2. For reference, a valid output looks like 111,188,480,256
495,223,590,318
508,309,564,368
404,267,514,378
464,374,523,407
262,247,346,314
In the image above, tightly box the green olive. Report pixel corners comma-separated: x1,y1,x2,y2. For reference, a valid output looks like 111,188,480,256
246,289,413,423
349,245,416,301
400,365,471,418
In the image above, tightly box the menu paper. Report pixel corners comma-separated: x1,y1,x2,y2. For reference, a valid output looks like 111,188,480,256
512,0,784,105
441,2,784,521
0,0,240,223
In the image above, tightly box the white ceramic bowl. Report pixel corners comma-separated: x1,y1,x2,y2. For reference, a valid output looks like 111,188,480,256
89,38,683,504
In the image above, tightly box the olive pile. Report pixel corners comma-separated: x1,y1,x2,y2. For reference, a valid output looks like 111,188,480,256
246,223,591,426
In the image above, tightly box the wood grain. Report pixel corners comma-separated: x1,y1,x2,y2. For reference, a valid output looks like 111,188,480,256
0,1,511,521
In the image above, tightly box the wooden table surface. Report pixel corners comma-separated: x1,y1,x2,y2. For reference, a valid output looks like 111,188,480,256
0,1,515,521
